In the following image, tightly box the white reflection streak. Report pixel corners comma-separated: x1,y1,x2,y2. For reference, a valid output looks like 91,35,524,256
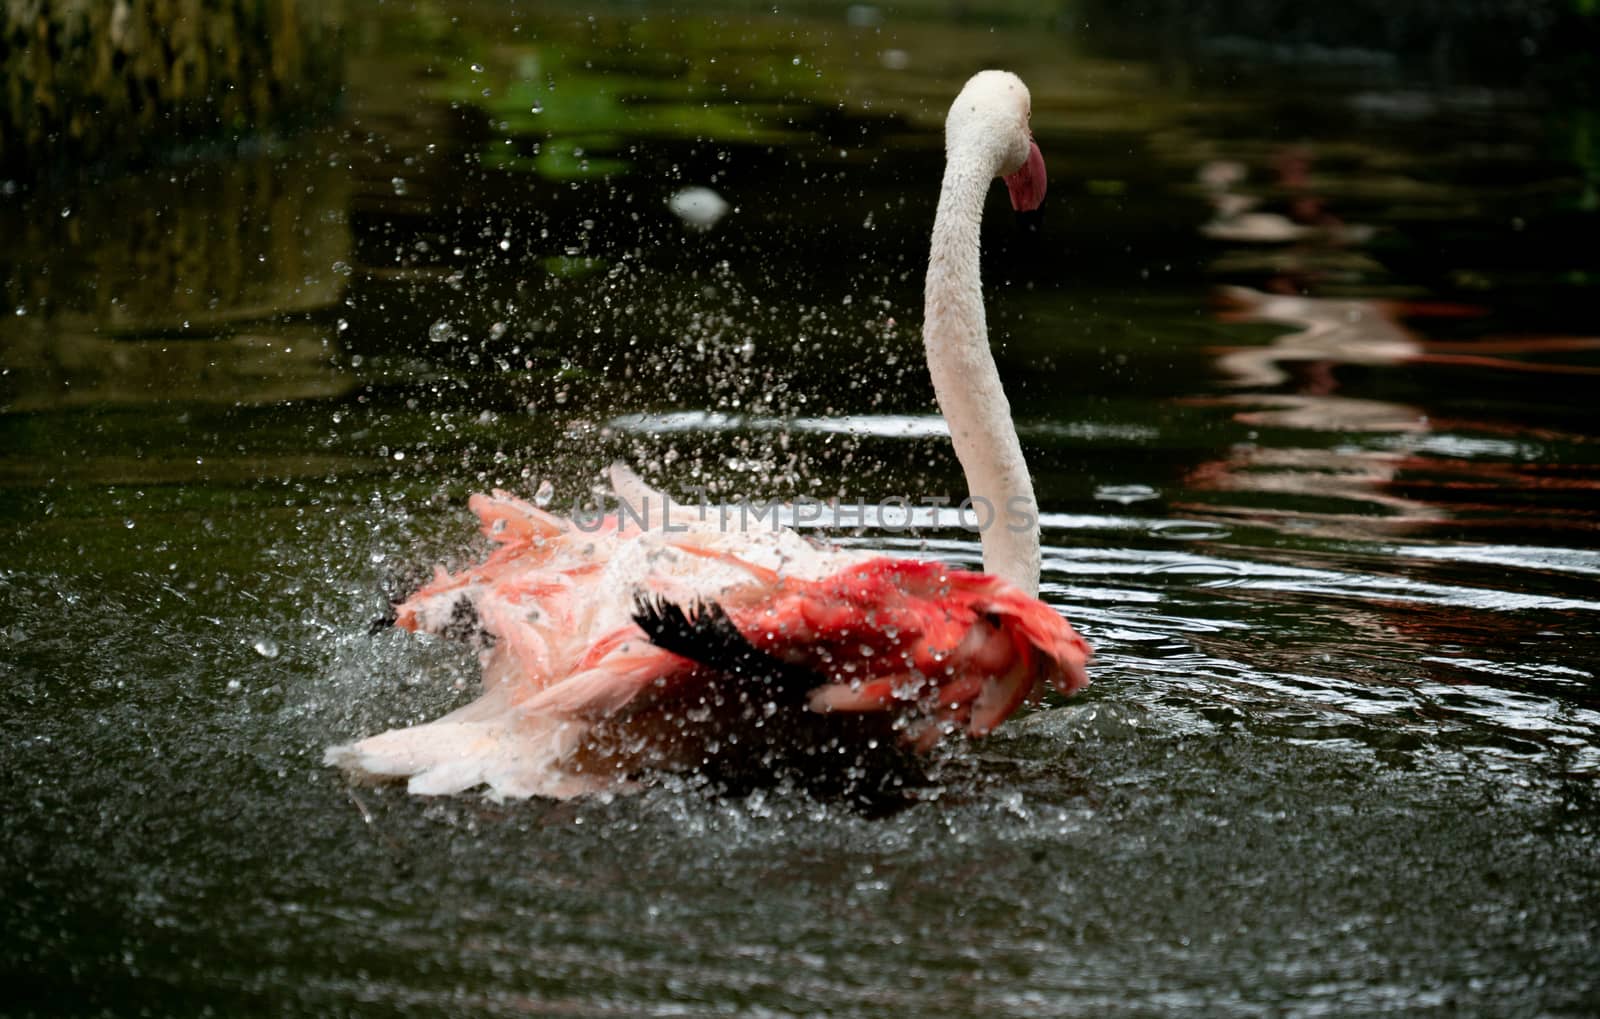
607,410,1156,442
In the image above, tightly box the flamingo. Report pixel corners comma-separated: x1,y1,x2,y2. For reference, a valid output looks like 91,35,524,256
326,71,1091,800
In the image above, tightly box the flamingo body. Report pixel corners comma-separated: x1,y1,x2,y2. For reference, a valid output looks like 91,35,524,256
329,467,1089,799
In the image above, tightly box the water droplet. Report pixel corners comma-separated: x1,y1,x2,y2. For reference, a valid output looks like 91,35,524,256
530,100,544,114
470,62,485,73
1095,483,1160,505
667,187,729,230
391,177,408,196
251,637,280,659
428,320,456,343
534,479,555,507
488,322,507,339
1149,520,1232,541
332,260,352,276
791,56,801,65
123,518,135,529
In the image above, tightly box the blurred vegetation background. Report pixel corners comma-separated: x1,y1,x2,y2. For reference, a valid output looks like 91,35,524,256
1,0,342,175
2,1,1597,177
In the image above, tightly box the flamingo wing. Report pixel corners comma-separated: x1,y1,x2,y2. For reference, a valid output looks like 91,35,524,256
717,558,1091,741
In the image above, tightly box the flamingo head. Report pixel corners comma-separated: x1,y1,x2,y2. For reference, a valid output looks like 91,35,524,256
946,70,1047,211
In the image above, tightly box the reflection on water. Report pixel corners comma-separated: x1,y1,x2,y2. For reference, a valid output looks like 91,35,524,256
1182,142,1600,542
1211,285,1600,391
1,151,353,412
609,409,1159,443
2,154,351,328
2,3,1598,1015
2,328,354,413
1186,281,1600,538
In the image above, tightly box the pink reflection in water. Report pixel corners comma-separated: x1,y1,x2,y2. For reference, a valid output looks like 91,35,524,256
1184,149,1600,539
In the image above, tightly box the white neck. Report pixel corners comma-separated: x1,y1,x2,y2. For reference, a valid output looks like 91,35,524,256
922,137,1041,595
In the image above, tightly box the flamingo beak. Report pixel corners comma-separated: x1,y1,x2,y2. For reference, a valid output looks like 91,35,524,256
1004,139,1047,212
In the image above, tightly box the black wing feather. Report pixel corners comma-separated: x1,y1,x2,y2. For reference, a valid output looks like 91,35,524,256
631,595,821,702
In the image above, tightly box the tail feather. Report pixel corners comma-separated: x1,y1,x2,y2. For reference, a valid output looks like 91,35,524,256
470,490,566,545
323,706,605,800
325,647,685,799
607,462,691,527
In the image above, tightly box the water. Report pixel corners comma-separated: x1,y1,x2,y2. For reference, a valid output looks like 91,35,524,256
3,3,1598,1015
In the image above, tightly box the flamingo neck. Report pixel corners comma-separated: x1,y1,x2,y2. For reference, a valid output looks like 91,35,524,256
923,138,1041,596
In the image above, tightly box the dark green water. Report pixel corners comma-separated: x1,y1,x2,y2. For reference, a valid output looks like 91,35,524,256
3,3,1599,1015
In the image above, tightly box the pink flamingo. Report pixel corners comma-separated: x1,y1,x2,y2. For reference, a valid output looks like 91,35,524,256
326,71,1090,800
